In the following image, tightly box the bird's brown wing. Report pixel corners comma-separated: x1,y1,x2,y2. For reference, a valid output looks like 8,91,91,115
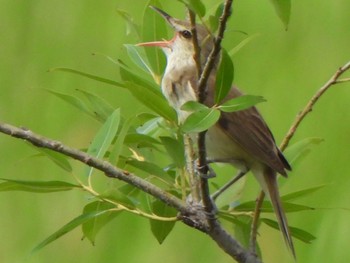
204,82,290,176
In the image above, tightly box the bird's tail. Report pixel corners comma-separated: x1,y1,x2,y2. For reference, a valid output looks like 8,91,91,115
255,166,296,258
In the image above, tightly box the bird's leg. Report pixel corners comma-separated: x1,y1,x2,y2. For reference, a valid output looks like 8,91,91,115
194,159,217,179
211,170,247,201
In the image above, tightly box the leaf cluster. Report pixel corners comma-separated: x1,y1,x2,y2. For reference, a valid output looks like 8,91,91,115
1,0,321,257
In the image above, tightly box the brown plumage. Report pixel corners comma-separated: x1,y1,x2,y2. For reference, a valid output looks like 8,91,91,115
138,6,295,257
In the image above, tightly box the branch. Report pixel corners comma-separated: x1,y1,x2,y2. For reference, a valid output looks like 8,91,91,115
0,121,262,263
0,123,188,214
249,60,350,252
192,0,233,227
280,60,350,150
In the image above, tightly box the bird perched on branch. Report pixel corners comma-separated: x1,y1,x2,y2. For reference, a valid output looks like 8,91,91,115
138,6,295,256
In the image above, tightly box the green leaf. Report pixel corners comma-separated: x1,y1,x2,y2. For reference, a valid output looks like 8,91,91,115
82,201,120,245
86,109,121,176
218,95,266,112
208,3,224,32
102,188,138,209
46,89,93,118
125,133,161,147
49,67,124,87
142,0,168,83
126,159,168,178
269,0,291,30
109,117,134,164
150,199,177,244
124,44,154,76
182,108,220,133
187,0,206,17
235,200,314,213
116,9,141,37
33,147,72,172
215,48,234,103
123,81,176,121
284,137,324,166
181,101,208,112
282,185,327,201
76,89,115,123
160,136,185,168
32,209,112,253
0,178,79,193
228,33,260,56
262,218,316,243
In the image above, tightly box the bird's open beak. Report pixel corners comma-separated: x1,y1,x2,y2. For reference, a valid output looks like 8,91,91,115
136,6,177,48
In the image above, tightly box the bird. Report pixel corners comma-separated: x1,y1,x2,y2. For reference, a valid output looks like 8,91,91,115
138,6,295,256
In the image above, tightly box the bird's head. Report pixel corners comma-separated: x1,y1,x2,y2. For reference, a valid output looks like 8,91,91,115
138,6,214,63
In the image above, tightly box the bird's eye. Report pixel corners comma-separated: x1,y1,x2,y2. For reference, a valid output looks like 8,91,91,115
180,30,192,39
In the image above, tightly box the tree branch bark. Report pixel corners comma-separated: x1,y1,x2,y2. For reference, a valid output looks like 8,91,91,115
249,60,350,252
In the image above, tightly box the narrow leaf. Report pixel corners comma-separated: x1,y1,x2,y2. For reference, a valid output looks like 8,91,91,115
235,200,314,213
262,218,316,243
85,109,121,176
150,199,177,244
182,108,221,133
124,44,154,76
282,185,327,201
32,210,112,253
187,0,206,17
126,159,168,178
33,147,72,172
218,95,266,112
142,0,167,83
284,137,324,166
208,3,224,32
269,0,291,30
124,133,161,150
0,179,79,193
229,33,260,56
50,68,124,87
160,136,185,168
76,89,115,123
215,48,234,103
123,81,176,122
116,9,141,37
82,201,120,245
181,101,208,112
46,89,93,118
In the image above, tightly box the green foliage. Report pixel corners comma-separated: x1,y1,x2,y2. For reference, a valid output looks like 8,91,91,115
215,48,234,103
150,199,177,244
82,201,121,245
269,0,291,29
85,109,121,177
32,208,116,253
0,178,80,193
3,0,340,260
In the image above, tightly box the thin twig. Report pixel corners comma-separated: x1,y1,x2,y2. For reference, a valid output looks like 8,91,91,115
280,60,350,150
249,60,350,252
188,9,202,76
195,0,233,225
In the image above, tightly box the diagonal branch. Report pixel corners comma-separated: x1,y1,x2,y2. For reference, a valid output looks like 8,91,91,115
0,121,262,263
249,60,350,253
0,122,188,214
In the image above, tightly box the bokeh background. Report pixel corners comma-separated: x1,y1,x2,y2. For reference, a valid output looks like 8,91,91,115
1,0,350,262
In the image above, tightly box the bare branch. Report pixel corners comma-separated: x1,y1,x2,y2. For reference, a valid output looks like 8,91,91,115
249,60,350,252
280,60,350,150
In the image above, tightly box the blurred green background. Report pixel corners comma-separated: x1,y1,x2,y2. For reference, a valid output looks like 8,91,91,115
1,0,350,262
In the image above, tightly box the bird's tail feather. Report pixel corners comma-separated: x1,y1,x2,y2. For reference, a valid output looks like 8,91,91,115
257,167,296,258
